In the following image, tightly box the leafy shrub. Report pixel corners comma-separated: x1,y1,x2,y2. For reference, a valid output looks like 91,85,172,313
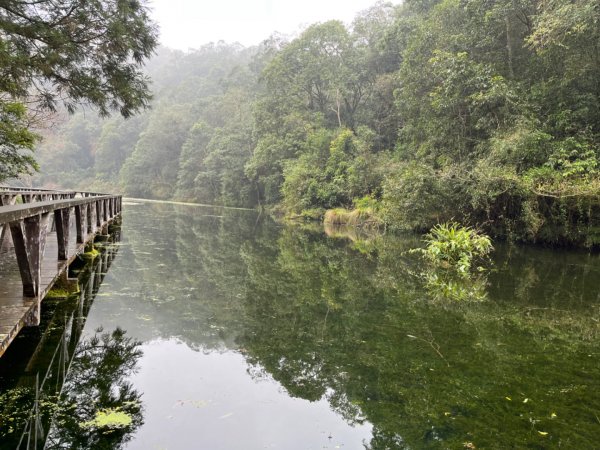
417,222,493,277
382,162,456,231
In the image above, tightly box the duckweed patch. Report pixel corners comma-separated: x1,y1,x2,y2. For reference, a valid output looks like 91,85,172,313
79,408,133,431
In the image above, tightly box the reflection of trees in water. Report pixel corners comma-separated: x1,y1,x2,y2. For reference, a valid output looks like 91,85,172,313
0,234,133,450
45,327,143,450
115,203,259,350
116,204,600,449
0,327,144,450
235,226,600,449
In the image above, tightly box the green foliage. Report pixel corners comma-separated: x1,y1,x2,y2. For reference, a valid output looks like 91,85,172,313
281,128,385,213
0,101,38,181
0,0,157,117
22,0,600,246
121,105,197,199
546,137,599,179
0,0,157,179
382,161,454,231
418,222,493,277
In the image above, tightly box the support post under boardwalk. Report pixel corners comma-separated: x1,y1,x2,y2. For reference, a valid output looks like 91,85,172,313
88,202,96,234
75,204,86,244
96,200,102,228
9,212,50,297
54,207,71,260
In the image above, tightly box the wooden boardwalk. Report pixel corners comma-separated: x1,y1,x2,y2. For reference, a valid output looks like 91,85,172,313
0,187,122,358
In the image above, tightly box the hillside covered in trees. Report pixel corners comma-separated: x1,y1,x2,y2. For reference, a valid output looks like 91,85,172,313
26,0,600,246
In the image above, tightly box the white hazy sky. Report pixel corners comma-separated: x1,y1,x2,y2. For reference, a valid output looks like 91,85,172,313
149,0,395,50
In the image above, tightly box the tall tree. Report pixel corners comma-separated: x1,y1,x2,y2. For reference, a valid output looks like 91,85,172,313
0,0,157,180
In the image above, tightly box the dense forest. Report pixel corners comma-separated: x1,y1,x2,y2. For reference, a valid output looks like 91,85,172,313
21,0,600,246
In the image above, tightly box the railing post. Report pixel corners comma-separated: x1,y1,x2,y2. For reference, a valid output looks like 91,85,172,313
0,195,16,248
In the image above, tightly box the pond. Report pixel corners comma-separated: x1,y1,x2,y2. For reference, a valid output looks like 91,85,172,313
1,201,599,449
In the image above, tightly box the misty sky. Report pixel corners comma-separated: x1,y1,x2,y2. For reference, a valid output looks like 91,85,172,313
149,0,395,50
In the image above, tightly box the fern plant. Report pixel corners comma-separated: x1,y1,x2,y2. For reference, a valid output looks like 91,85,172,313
417,222,493,277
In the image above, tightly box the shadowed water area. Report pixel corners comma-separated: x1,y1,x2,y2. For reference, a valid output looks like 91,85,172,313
1,201,599,449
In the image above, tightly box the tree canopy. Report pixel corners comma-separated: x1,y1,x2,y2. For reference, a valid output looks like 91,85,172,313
26,0,600,246
0,0,157,180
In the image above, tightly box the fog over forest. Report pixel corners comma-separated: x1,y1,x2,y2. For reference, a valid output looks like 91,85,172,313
28,0,600,246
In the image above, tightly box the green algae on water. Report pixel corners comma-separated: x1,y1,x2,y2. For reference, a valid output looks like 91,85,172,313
79,408,133,431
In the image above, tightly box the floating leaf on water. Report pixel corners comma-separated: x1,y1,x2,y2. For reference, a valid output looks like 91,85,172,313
505,397,512,401
538,431,548,436
407,335,417,339
550,413,557,418
523,398,529,403
219,412,233,419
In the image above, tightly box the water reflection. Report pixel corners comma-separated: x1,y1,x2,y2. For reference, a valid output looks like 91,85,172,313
0,231,145,450
86,203,599,449
45,327,143,450
3,203,600,449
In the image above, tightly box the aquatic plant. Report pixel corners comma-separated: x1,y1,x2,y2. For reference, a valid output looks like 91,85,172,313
79,408,133,431
417,222,493,277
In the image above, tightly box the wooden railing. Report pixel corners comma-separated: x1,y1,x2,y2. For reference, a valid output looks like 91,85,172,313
0,186,122,297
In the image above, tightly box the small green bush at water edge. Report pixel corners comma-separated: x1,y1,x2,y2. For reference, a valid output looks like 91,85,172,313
415,222,493,277
323,196,383,228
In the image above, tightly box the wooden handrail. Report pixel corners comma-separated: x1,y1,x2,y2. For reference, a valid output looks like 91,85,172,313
0,189,122,298
0,185,111,196
0,196,118,224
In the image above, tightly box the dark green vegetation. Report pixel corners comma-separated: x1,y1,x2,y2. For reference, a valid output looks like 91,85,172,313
0,0,157,181
5,203,599,449
0,232,143,450
27,0,600,246
117,204,600,448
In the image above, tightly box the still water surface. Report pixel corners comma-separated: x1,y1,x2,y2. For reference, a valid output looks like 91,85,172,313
1,201,599,449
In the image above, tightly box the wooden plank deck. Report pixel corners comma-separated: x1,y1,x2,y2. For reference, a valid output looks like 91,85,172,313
0,218,95,358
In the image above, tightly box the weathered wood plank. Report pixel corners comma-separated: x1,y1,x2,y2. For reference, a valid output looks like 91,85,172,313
0,188,122,358
0,195,116,224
